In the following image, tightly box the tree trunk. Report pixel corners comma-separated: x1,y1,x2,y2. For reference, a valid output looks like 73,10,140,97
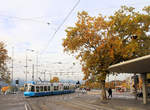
100,80,107,100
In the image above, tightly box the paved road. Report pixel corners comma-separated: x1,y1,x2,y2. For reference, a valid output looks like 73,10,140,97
87,90,135,99
24,93,115,110
0,91,148,110
0,92,115,110
0,94,25,110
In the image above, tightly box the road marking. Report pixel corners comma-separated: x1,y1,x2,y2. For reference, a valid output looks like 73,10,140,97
25,103,32,110
25,104,28,110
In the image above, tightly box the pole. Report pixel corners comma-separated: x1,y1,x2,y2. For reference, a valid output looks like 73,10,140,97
49,72,52,81
36,53,38,81
108,74,110,88
25,54,28,83
134,73,138,100
41,71,46,82
32,64,34,81
11,47,14,85
141,73,147,104
44,71,46,82
115,74,116,91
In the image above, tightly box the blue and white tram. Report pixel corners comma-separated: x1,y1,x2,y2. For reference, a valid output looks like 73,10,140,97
24,81,75,97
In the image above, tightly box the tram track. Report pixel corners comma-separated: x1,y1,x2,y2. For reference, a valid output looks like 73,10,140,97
54,99,114,110
70,100,114,110
24,96,51,110
23,93,115,110
24,97,33,110
25,102,32,110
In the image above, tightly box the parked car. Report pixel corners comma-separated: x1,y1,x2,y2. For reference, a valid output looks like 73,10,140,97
86,88,90,91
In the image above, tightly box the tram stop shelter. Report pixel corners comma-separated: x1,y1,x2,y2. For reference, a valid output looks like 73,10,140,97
109,54,150,104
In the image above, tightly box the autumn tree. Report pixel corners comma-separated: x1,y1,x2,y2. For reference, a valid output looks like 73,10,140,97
108,6,150,59
62,6,150,100
50,77,59,83
0,42,10,83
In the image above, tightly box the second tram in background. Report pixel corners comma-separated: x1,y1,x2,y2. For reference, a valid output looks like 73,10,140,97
24,81,75,97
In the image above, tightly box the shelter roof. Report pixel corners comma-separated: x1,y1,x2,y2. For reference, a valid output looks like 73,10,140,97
109,55,150,73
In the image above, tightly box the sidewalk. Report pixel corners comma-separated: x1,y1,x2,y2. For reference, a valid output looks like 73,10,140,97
86,91,150,110
96,98,150,110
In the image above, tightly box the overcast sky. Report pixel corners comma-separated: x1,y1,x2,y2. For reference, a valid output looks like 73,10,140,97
0,0,149,82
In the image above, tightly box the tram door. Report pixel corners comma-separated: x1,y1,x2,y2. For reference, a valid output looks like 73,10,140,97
59,84,63,91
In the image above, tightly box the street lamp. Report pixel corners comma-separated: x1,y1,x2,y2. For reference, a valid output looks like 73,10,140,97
25,49,34,83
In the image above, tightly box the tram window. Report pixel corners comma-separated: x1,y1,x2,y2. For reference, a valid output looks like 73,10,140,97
40,86,43,92
64,86,69,90
44,86,47,91
31,86,35,92
48,86,50,91
54,86,58,90
36,86,39,92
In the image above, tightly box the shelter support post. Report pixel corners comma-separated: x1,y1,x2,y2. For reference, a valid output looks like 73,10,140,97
134,73,138,100
141,73,147,104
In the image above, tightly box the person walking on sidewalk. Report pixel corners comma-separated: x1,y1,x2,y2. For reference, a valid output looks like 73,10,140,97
108,88,112,99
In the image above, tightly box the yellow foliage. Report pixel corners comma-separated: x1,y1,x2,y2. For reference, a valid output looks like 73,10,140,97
0,42,10,82
1,86,10,92
62,5,150,100
19,87,25,91
50,77,59,83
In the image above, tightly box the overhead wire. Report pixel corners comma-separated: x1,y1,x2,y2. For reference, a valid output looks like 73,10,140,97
0,0,147,26
0,14,51,25
4,0,148,81
39,0,147,55
39,0,80,55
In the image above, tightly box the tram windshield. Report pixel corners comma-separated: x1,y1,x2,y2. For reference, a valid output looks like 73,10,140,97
24,84,28,91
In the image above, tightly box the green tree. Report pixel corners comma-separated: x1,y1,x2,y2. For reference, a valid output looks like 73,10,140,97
62,6,150,100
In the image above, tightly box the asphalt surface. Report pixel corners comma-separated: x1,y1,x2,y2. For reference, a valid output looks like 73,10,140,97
0,94,25,110
0,92,114,110
24,93,115,110
0,91,150,110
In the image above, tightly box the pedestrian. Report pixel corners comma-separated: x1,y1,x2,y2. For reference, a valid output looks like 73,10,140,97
82,88,86,94
108,88,112,99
